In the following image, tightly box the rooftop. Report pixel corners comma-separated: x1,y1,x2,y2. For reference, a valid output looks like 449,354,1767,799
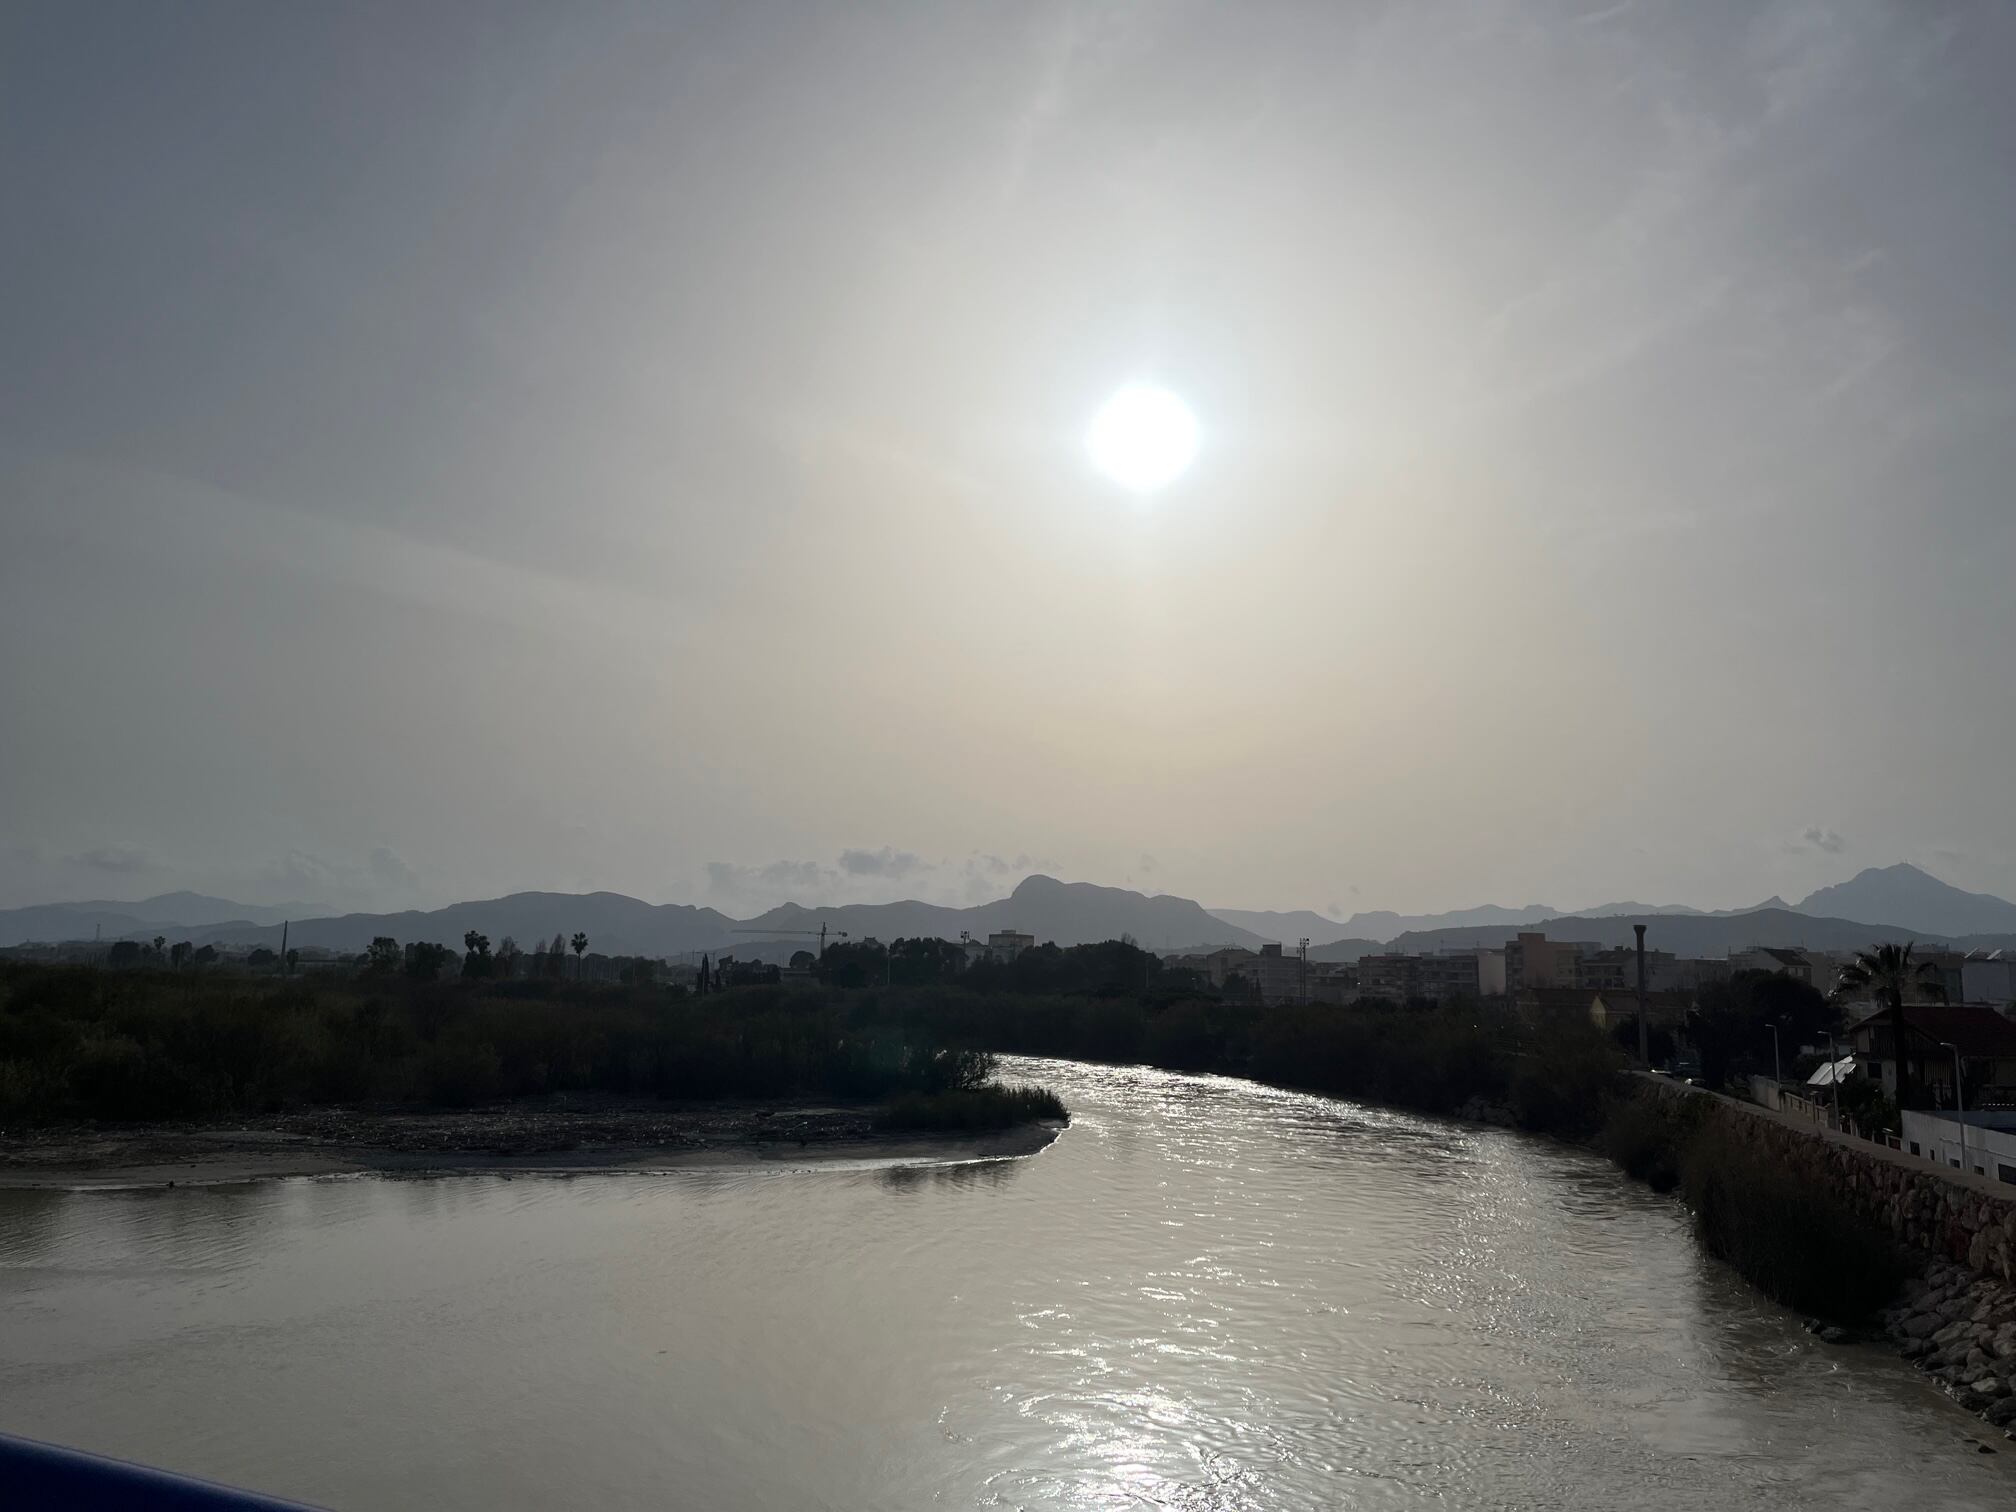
1850,1001,2016,1058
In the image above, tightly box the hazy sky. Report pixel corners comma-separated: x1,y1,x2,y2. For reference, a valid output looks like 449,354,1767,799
5,1,2015,919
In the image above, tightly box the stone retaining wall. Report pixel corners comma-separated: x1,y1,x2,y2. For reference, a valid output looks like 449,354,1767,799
1638,1076,2016,1429
1639,1076,2016,1279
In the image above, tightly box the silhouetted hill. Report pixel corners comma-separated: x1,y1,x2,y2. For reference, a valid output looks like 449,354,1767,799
1206,908,1354,945
738,897,977,948
24,871,2008,967
182,892,742,959
0,905,171,947
1385,907,1969,959
0,892,323,946
1329,903,1558,938
982,877,1263,949
1572,900,1709,918
1305,937,1389,964
140,877,1262,957
110,891,324,927
744,877,1264,952
1301,899,1711,945
1794,863,2016,937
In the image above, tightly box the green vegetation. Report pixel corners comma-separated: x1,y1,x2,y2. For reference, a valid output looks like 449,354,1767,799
0,945,1918,1321
1687,970,1833,1094
0,963,1062,1126
868,986,1625,1139
0,949,1626,1139
1596,1085,1706,1192
1832,943,1945,1112
874,1084,1068,1132
1597,1087,1907,1320
1678,1117,1908,1320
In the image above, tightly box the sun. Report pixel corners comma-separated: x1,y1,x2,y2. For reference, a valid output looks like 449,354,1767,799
1085,385,1199,493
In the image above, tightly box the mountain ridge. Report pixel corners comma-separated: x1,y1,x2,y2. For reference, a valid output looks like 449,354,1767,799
1793,863,2016,937
0,876,1265,958
6,863,2013,961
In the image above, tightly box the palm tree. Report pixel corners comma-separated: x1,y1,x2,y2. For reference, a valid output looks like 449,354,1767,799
152,935,166,960
571,932,588,978
1833,942,1946,1111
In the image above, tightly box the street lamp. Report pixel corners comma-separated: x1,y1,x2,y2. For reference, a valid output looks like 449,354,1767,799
1940,1040,1968,1175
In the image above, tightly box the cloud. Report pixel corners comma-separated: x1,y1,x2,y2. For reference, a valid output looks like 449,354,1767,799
1800,826,1847,854
838,847,924,879
250,848,421,908
369,846,420,892
997,7,1087,205
703,849,1050,912
71,844,154,874
259,850,349,898
705,859,838,903
7,449,705,662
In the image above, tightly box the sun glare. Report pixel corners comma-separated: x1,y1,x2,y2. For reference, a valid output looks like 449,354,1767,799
1086,385,1199,493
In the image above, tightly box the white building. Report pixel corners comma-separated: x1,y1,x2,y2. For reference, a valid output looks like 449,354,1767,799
1900,1110,2016,1186
985,930,1035,964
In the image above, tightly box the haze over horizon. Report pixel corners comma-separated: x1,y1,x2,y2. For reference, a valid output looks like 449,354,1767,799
7,2,2016,920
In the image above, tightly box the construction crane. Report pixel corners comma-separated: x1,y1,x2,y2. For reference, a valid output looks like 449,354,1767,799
731,924,848,958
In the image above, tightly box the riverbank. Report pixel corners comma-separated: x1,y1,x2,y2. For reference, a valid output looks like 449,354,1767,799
0,1092,1062,1188
1887,1260,2016,1430
12,1054,2012,1511
1603,1076,2016,1440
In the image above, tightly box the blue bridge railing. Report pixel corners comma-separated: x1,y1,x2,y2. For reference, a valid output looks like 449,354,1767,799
0,1431,325,1510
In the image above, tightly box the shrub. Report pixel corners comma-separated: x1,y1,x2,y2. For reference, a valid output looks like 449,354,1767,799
424,1036,505,1108
1507,1026,1624,1138
873,1084,1068,1132
0,965,1077,1123
1596,1088,1705,1192
1678,1117,1907,1321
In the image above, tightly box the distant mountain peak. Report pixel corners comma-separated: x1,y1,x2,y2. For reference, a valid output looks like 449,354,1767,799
1795,863,2016,937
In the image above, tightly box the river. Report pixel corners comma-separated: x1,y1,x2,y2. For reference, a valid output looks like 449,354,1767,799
2,1059,2009,1509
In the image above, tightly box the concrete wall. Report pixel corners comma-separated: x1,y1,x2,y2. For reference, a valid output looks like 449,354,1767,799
1640,1076,2016,1283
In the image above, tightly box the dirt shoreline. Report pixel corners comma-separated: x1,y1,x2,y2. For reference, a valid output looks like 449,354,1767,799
0,1095,1063,1189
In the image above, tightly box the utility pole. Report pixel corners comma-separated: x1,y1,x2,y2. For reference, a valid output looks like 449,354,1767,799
1633,924,1649,1066
281,921,290,976
1299,938,1310,1005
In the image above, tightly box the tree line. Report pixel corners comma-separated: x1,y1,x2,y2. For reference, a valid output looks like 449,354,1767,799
384,930,598,982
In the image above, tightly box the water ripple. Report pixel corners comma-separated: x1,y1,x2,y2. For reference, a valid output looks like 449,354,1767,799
1,1057,2010,1509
